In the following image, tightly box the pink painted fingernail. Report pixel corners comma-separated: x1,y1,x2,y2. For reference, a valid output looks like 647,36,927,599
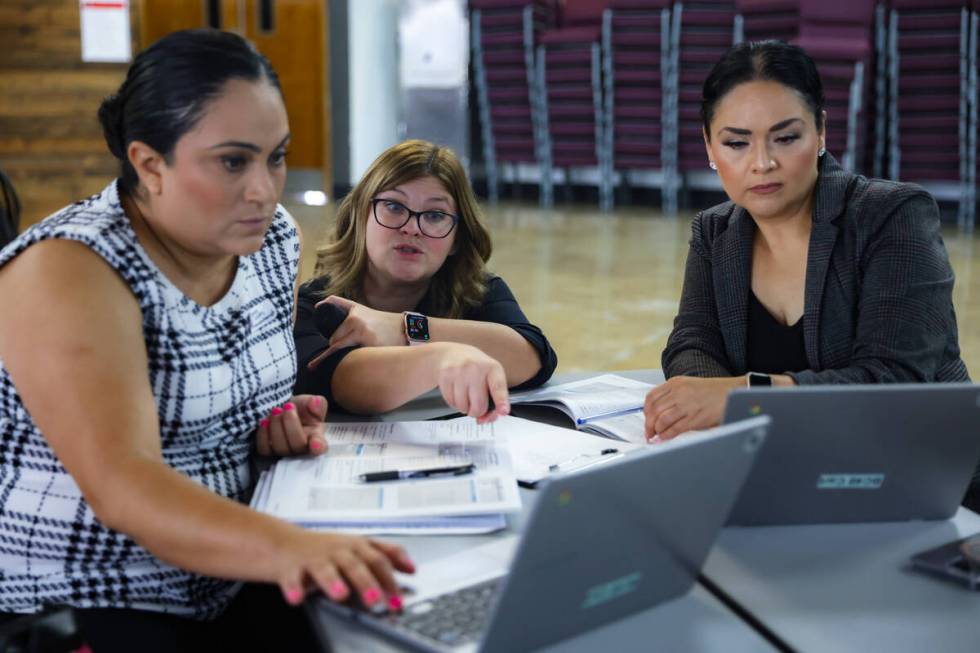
271,406,283,416
284,402,295,412
309,439,323,453
285,588,303,605
388,595,403,611
312,396,321,408
328,580,348,600
363,588,381,605
260,418,269,428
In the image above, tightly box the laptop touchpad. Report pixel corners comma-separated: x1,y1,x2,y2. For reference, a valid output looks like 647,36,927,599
398,536,519,602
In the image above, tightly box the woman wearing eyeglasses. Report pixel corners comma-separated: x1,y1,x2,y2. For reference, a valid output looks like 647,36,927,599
293,140,557,419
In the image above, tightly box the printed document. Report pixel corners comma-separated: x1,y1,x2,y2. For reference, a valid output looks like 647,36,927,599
252,420,520,532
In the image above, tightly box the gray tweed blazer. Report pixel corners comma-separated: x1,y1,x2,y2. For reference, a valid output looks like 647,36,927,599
662,154,970,383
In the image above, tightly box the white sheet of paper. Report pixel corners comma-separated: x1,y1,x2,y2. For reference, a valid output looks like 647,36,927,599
80,0,132,63
497,415,642,483
321,420,498,446
291,514,508,536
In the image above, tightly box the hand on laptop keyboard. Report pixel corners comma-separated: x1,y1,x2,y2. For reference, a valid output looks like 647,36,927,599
276,531,416,613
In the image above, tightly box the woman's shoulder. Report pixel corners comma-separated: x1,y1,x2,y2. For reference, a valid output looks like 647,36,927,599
262,204,300,252
482,271,504,287
480,273,515,299
698,198,738,225
0,183,142,306
835,173,938,236
846,174,932,210
815,157,934,223
296,273,332,314
299,273,331,295
690,199,739,249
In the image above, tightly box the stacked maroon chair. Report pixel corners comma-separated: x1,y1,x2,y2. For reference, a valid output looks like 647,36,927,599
602,0,678,214
735,0,799,43
887,0,971,222
872,0,888,178
671,0,740,194
792,0,877,173
967,0,978,231
537,0,612,208
470,0,559,203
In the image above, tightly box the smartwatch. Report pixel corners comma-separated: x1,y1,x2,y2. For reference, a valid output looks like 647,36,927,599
746,371,773,387
403,312,430,346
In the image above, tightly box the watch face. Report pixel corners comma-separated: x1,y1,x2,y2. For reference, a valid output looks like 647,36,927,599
748,372,773,387
405,313,430,342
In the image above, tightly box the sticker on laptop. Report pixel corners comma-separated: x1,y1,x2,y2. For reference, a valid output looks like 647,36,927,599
581,571,643,610
816,473,885,490
558,489,572,506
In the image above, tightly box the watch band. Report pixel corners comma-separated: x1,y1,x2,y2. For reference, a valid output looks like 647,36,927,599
403,311,430,346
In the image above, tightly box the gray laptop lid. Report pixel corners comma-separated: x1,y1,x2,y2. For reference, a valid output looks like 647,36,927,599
476,416,769,653
723,384,980,526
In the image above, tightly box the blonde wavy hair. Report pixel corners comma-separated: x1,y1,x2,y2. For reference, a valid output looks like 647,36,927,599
313,140,493,318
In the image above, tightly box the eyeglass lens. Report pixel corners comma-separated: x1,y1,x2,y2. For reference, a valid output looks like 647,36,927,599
373,199,457,238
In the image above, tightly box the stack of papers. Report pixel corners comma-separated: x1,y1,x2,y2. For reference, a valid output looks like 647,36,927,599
510,374,655,443
495,415,642,486
251,420,521,535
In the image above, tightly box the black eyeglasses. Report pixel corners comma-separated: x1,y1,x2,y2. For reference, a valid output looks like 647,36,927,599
371,198,459,239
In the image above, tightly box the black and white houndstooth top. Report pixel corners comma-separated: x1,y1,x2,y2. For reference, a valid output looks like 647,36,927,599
0,181,299,619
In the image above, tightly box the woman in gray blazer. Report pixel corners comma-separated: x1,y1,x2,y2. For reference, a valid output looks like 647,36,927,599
644,40,969,442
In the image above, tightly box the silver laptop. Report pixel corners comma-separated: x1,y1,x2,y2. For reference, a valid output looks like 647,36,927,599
313,416,769,653
723,384,980,526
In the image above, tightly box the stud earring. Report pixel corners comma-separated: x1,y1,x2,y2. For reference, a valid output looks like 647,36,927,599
708,161,718,171
818,147,826,157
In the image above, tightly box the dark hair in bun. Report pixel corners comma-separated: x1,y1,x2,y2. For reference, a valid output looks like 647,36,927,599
701,40,825,140
98,29,282,195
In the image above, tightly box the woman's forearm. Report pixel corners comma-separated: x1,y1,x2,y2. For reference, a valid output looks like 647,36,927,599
331,344,449,413
94,456,304,583
428,318,539,386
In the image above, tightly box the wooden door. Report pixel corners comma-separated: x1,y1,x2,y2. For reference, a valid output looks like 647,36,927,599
138,0,331,187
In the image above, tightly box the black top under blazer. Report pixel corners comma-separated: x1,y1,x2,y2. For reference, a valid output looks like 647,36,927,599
662,154,970,384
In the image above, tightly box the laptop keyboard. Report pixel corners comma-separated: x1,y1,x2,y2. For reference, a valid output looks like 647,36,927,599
391,577,502,647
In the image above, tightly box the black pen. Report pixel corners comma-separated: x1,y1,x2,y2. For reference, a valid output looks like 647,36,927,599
548,448,619,472
358,463,476,483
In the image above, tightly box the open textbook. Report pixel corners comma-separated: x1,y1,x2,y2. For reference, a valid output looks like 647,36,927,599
509,374,655,443
251,420,520,535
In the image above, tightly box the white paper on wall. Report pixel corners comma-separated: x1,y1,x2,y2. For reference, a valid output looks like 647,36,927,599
80,0,132,63
399,0,467,89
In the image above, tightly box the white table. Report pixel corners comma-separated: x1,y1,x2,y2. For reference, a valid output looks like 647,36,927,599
310,368,980,651
703,509,980,652
310,368,768,651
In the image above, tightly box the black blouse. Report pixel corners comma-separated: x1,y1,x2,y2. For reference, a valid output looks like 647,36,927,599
293,274,558,409
745,291,808,375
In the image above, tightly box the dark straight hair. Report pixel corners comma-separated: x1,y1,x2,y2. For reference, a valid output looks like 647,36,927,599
701,40,825,140
98,29,282,195
0,167,19,248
